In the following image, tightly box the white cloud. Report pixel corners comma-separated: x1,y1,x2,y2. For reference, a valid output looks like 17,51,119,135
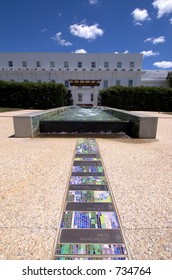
73,49,87,53
152,0,172,18
41,28,47,33
170,18,172,24
135,22,143,26
123,50,129,54
131,8,150,24
69,22,104,40
141,50,160,57
89,0,98,5
144,36,165,44
51,32,72,46
153,61,172,68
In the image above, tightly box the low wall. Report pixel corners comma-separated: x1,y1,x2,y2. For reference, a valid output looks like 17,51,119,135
104,107,158,138
13,106,68,137
13,106,158,138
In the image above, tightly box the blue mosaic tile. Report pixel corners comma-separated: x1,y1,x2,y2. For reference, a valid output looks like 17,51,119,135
61,212,120,229
72,166,104,173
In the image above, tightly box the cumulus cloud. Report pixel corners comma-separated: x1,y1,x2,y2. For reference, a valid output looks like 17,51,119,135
131,8,150,24
170,18,172,24
144,36,165,44
123,50,129,54
153,61,172,68
89,0,98,5
52,32,72,46
152,0,172,18
140,50,160,57
69,22,104,40
73,49,87,53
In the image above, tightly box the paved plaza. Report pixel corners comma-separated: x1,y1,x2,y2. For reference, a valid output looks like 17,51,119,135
0,110,171,259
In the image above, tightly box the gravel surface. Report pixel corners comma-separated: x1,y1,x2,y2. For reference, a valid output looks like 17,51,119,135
0,110,171,259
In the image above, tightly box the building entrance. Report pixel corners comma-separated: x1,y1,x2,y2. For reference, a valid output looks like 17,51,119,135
69,79,101,106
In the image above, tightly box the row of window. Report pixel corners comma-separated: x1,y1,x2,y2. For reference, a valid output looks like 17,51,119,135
8,79,134,87
103,79,133,87
7,61,135,69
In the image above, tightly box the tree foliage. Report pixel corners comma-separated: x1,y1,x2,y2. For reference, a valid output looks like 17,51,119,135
0,81,73,109
98,86,172,112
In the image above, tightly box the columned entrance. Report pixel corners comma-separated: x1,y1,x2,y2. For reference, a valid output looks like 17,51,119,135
68,79,101,106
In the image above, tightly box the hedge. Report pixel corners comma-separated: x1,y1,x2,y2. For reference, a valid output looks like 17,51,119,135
0,81,73,109
98,86,172,111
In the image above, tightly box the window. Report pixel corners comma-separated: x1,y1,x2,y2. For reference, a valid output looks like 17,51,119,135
128,80,133,87
116,80,121,86
91,61,96,68
77,61,82,68
36,61,41,67
64,61,69,68
50,61,55,68
78,93,82,102
51,80,55,83
104,61,109,68
91,93,94,102
64,80,69,87
22,61,27,67
117,61,122,68
103,80,108,88
130,62,134,68
24,79,29,82
37,79,42,83
8,61,13,67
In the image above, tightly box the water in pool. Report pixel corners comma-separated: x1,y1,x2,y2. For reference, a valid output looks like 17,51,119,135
46,106,121,121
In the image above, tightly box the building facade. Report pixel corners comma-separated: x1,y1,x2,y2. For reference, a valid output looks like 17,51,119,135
0,52,143,106
141,70,169,88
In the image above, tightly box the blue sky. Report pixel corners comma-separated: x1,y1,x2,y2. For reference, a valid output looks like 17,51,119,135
1,0,172,69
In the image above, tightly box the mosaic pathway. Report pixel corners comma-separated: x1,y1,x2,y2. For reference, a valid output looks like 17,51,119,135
54,138,129,260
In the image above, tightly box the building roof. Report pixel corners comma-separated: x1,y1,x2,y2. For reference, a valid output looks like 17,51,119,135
142,70,168,81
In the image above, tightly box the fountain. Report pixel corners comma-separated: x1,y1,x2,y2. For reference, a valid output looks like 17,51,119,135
13,106,158,138
39,106,131,136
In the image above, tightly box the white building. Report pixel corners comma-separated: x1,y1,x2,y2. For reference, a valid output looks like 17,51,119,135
0,52,143,106
141,70,169,88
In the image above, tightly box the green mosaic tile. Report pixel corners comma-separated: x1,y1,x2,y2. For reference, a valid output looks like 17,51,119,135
67,191,111,202
55,244,127,255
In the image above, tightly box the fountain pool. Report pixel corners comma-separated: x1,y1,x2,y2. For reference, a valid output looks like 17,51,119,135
13,106,158,138
39,106,131,135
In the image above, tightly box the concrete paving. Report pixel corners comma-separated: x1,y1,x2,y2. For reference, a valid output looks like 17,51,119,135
0,110,171,259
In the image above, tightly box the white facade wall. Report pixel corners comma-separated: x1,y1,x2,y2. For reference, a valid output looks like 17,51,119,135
0,52,143,105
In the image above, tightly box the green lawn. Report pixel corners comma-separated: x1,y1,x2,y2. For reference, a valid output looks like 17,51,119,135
0,107,22,113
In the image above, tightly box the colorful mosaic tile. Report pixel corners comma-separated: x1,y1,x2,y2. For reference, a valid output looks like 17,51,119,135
55,257,128,260
72,166,104,173
54,138,128,260
61,212,120,229
70,176,107,185
74,157,100,161
55,244,127,255
76,139,99,154
67,191,111,202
